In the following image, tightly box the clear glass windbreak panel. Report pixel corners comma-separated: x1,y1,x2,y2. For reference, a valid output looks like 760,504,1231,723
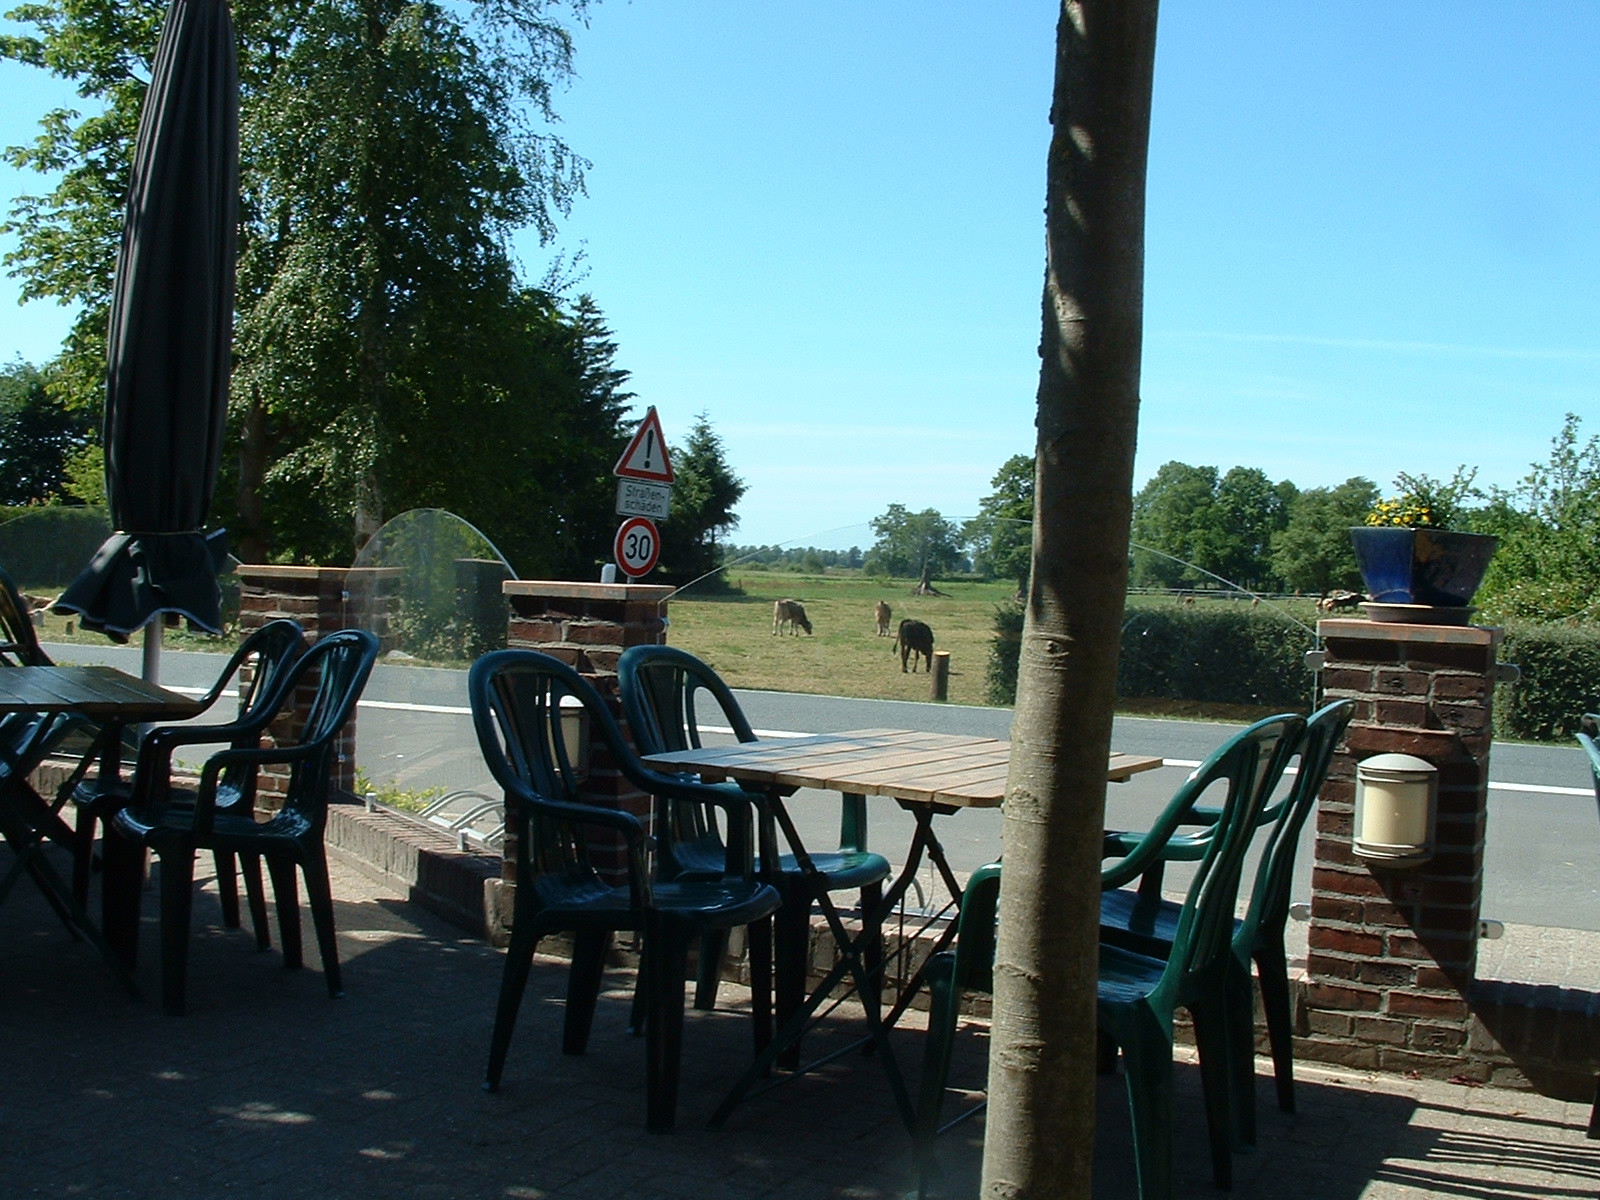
345,508,515,664
343,508,514,810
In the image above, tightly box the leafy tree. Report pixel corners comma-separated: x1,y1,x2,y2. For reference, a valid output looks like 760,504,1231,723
4,0,614,565
1211,466,1292,591
964,453,1035,594
1128,460,1218,587
986,2,1158,1192
657,412,745,587
1131,460,1294,591
1270,477,1378,594
864,504,961,579
1477,413,1600,622
0,360,92,504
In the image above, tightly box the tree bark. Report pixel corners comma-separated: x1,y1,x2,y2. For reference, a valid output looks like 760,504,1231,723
234,393,272,562
982,3,1158,1197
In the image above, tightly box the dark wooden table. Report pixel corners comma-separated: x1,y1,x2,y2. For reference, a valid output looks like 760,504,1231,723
641,728,1163,1130
0,666,204,994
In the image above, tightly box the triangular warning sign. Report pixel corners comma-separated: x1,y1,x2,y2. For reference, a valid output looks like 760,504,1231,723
614,406,675,482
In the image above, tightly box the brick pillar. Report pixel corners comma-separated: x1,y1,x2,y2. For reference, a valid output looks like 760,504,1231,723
235,565,397,808
486,581,670,939
1302,618,1502,1075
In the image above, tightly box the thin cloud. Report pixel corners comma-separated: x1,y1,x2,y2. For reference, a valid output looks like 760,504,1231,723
1154,330,1600,362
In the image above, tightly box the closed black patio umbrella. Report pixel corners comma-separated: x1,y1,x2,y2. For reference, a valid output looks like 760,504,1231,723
54,0,238,660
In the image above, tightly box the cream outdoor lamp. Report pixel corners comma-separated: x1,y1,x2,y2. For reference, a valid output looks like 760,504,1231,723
1353,753,1438,867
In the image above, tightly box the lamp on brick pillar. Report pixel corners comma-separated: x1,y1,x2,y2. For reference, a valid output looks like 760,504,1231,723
1353,753,1437,867
485,581,671,945
1301,618,1502,1078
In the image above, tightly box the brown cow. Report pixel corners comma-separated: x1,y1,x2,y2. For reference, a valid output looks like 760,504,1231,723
772,598,813,635
874,600,891,637
895,618,934,673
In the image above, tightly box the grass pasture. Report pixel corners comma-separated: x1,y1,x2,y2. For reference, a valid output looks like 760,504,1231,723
666,571,1015,707
667,573,1328,711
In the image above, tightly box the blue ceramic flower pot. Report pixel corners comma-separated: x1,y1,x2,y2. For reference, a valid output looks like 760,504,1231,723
1348,527,1498,607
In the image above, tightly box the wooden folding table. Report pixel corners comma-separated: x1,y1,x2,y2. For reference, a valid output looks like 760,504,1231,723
642,727,1162,1130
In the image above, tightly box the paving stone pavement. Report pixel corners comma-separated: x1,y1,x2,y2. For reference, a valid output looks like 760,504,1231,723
4,847,1600,1199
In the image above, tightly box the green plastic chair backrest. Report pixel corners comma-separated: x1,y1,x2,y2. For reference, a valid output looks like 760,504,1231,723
617,645,757,872
1164,714,1303,998
1236,699,1356,949
206,619,307,806
212,619,306,723
473,650,600,888
0,565,52,667
473,649,706,897
948,863,1003,998
272,629,377,820
618,644,757,754
1105,713,1303,1008
1579,715,1600,825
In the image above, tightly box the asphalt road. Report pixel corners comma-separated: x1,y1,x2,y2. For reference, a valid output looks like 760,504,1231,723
45,641,1600,932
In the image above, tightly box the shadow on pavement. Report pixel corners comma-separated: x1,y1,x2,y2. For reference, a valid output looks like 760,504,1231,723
5,846,1600,1199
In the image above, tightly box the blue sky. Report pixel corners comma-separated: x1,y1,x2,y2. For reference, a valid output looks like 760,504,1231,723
4,2,1598,550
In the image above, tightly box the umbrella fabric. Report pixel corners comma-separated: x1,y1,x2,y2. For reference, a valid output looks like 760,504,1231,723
54,0,238,640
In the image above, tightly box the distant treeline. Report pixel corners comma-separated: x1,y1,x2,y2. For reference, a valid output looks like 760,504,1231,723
723,544,866,571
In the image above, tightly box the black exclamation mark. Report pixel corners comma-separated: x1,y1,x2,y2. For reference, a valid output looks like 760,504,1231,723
643,430,655,471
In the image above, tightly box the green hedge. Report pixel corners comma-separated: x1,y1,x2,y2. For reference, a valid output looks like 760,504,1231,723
988,606,1600,743
1495,624,1600,741
0,506,112,589
986,601,1024,705
987,604,1317,710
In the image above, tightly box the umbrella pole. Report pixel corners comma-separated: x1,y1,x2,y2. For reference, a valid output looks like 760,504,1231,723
142,621,162,684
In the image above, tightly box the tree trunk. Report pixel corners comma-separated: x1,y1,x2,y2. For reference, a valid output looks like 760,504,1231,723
982,3,1158,1197
234,393,271,562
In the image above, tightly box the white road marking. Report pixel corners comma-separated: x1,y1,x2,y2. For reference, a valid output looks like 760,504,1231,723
164,694,1593,796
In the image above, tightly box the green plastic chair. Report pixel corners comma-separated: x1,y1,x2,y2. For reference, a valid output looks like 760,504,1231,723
618,644,890,1063
913,861,1000,1168
1578,715,1600,1138
473,649,781,1132
1099,699,1355,1146
109,629,377,1014
69,618,308,944
914,713,1303,1200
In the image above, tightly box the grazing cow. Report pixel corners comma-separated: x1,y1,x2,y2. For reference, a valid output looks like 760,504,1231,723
874,600,892,637
895,619,934,673
773,598,813,636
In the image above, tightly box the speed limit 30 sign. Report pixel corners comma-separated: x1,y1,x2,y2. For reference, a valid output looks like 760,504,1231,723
613,516,661,578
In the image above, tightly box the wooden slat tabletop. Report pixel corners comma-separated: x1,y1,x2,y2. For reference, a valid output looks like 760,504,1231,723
0,665,204,722
644,729,1163,810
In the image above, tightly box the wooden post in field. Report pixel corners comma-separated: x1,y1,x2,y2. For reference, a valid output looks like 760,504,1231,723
930,650,950,702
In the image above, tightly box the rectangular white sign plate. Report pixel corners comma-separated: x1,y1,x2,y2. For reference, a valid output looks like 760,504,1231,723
616,479,672,519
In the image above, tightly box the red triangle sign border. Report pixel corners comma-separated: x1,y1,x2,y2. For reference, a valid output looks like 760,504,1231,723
614,406,675,483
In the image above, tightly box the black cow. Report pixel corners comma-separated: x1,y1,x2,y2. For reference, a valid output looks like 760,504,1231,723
895,619,934,673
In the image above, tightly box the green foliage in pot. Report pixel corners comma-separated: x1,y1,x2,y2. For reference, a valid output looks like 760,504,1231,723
1364,467,1479,530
